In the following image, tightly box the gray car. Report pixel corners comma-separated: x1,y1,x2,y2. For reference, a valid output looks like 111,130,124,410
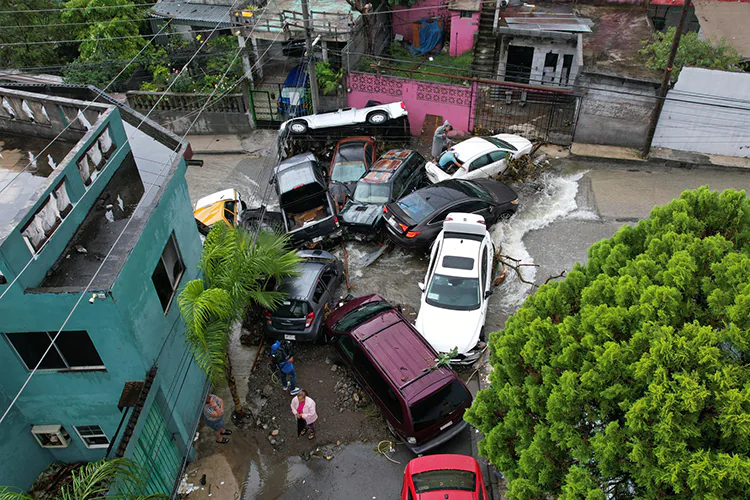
263,250,345,342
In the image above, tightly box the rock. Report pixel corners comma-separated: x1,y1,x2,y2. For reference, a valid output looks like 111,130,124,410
270,438,277,445
331,365,338,372
256,419,262,427
336,440,341,446
324,357,332,365
263,424,268,430
75,245,87,254
262,385,274,398
271,429,279,436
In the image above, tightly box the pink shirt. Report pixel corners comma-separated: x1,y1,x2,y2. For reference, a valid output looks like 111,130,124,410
290,395,318,424
297,401,305,415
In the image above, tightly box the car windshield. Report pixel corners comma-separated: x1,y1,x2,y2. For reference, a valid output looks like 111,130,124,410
453,180,494,202
333,301,393,331
354,182,390,204
412,470,476,493
396,192,443,222
332,145,367,183
425,274,481,311
482,136,517,151
273,299,311,318
409,380,470,432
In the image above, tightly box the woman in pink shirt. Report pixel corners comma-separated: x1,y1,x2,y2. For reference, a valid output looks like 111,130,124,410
290,389,318,440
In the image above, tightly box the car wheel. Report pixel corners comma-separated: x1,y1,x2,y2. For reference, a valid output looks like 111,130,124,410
386,420,401,441
479,326,487,342
367,111,388,125
289,120,308,134
499,210,514,221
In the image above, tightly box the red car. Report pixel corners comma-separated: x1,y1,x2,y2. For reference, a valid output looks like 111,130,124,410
328,136,377,207
401,455,489,500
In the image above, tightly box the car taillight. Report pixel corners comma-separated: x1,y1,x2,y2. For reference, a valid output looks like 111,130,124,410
334,216,339,225
305,311,315,328
405,231,421,238
400,102,406,110
445,216,453,222
398,223,408,232
264,310,272,325
383,206,388,214
293,184,305,190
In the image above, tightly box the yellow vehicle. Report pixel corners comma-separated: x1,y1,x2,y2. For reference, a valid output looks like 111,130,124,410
193,189,246,235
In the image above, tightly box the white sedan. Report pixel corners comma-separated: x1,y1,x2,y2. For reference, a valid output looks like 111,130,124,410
415,212,495,365
280,101,408,135
425,133,533,184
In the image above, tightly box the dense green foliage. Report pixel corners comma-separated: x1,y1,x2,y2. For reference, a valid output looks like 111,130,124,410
359,42,473,85
0,0,71,69
466,187,750,499
640,27,742,77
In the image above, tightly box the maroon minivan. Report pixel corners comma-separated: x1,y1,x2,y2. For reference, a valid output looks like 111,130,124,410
324,294,473,454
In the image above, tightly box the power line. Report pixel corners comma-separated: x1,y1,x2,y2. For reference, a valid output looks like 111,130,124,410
0,27,224,47
0,16,153,30
0,3,156,14
0,0,275,428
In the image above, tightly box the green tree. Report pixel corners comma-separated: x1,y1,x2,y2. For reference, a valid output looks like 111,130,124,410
0,458,161,500
465,186,750,499
61,0,157,88
0,0,71,69
178,225,300,416
640,27,742,77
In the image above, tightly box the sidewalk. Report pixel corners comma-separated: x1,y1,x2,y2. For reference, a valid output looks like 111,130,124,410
185,131,279,156
569,142,750,170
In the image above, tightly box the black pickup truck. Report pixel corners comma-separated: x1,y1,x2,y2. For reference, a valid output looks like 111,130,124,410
273,153,342,246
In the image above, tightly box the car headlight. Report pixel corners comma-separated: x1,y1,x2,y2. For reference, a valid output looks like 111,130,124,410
510,198,519,205
406,437,417,444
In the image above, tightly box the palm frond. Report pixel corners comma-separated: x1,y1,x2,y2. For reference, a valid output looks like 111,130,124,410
60,458,143,500
0,487,33,500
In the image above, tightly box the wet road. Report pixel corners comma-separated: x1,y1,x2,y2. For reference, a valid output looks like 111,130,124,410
186,142,750,499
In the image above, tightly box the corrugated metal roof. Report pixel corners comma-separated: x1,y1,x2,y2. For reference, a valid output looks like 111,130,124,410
505,16,592,33
151,1,232,26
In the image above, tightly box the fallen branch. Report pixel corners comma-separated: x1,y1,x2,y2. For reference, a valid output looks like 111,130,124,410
496,253,566,289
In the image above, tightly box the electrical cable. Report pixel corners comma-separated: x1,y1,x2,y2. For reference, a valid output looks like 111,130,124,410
0,0,259,426
0,27,228,47
0,3,157,14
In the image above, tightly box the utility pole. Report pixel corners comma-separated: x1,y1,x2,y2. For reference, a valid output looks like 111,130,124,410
642,0,692,157
301,0,321,114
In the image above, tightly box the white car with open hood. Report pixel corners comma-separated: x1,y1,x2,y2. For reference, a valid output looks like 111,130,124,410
425,133,533,184
415,212,495,365
280,101,408,135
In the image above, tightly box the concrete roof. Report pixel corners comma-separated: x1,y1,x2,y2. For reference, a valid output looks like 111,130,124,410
151,1,232,27
693,0,750,57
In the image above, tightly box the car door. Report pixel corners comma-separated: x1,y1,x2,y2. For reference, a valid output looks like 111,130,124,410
479,243,490,322
465,153,494,180
390,169,408,201
484,150,511,178
319,264,340,310
422,237,442,293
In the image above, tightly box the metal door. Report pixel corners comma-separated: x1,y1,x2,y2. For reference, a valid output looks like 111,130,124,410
131,403,182,496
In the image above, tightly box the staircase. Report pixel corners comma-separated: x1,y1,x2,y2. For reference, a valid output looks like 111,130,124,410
472,2,499,77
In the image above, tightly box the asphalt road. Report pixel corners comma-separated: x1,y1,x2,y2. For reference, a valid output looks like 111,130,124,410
185,147,750,500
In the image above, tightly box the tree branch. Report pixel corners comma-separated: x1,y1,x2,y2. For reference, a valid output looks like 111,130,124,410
496,254,566,288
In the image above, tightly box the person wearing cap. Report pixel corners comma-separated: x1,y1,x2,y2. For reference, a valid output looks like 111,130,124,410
270,340,300,395
431,120,453,161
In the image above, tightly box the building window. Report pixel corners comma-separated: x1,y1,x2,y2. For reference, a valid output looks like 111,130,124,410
74,425,110,449
460,10,472,18
0,269,6,285
151,233,185,313
4,330,105,371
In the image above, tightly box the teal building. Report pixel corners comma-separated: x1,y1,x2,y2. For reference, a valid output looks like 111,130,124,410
0,85,207,494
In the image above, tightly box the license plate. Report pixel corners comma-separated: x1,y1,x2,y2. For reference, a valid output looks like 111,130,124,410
439,420,454,431
284,334,296,341
386,216,398,229
312,236,323,243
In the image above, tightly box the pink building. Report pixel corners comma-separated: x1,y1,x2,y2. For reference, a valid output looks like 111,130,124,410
392,0,480,57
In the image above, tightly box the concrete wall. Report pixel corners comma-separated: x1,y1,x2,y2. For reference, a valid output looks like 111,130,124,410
347,72,475,135
449,12,480,57
146,111,252,135
496,34,580,87
392,0,448,42
573,72,658,148
653,67,750,158
0,110,205,489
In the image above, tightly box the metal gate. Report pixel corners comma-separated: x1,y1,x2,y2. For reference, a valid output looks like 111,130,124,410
250,83,313,129
130,403,182,496
472,83,581,145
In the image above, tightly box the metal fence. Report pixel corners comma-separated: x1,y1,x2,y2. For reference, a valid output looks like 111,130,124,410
126,91,246,114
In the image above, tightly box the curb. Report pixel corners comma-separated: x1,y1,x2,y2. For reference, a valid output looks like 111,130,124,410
190,149,249,156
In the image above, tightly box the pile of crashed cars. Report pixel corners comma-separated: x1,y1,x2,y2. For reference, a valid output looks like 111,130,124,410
193,101,534,454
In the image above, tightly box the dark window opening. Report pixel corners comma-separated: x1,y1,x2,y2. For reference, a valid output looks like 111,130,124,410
152,233,185,312
409,380,470,432
562,54,574,86
5,330,104,371
0,269,6,285
505,45,534,84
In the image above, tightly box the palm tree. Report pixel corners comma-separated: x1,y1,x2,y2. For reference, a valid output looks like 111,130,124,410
179,225,300,416
0,458,161,500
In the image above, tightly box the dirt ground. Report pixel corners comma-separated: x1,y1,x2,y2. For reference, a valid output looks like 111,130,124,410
242,341,392,457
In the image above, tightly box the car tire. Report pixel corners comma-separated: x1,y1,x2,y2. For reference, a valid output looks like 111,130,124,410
366,111,388,125
499,210,514,221
479,326,487,342
289,120,308,134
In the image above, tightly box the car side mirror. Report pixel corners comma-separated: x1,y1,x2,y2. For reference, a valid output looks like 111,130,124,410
485,289,493,298
418,282,425,291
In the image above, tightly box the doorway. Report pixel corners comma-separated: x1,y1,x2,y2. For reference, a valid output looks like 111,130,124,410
506,45,534,84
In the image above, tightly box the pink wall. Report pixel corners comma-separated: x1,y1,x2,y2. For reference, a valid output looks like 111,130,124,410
347,72,477,136
392,0,448,42
449,12,479,56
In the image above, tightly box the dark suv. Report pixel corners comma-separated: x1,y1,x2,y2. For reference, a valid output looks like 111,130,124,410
339,149,426,241
264,250,344,342
324,294,472,454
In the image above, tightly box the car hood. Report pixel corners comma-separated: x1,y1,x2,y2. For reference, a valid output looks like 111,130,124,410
473,179,518,203
340,201,383,227
415,302,483,355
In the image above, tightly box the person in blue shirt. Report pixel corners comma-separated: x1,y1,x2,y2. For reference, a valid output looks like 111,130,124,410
438,149,464,173
271,340,300,395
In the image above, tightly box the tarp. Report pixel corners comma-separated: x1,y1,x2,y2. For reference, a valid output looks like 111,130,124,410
409,18,443,56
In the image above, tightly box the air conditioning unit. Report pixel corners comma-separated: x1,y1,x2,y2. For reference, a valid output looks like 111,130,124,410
31,425,71,448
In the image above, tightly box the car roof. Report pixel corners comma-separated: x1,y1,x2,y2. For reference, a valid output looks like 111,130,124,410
335,136,374,147
282,261,325,301
194,189,238,211
451,137,496,158
407,455,481,475
361,149,415,184
350,306,456,403
275,154,322,193
411,180,481,205
435,237,481,278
